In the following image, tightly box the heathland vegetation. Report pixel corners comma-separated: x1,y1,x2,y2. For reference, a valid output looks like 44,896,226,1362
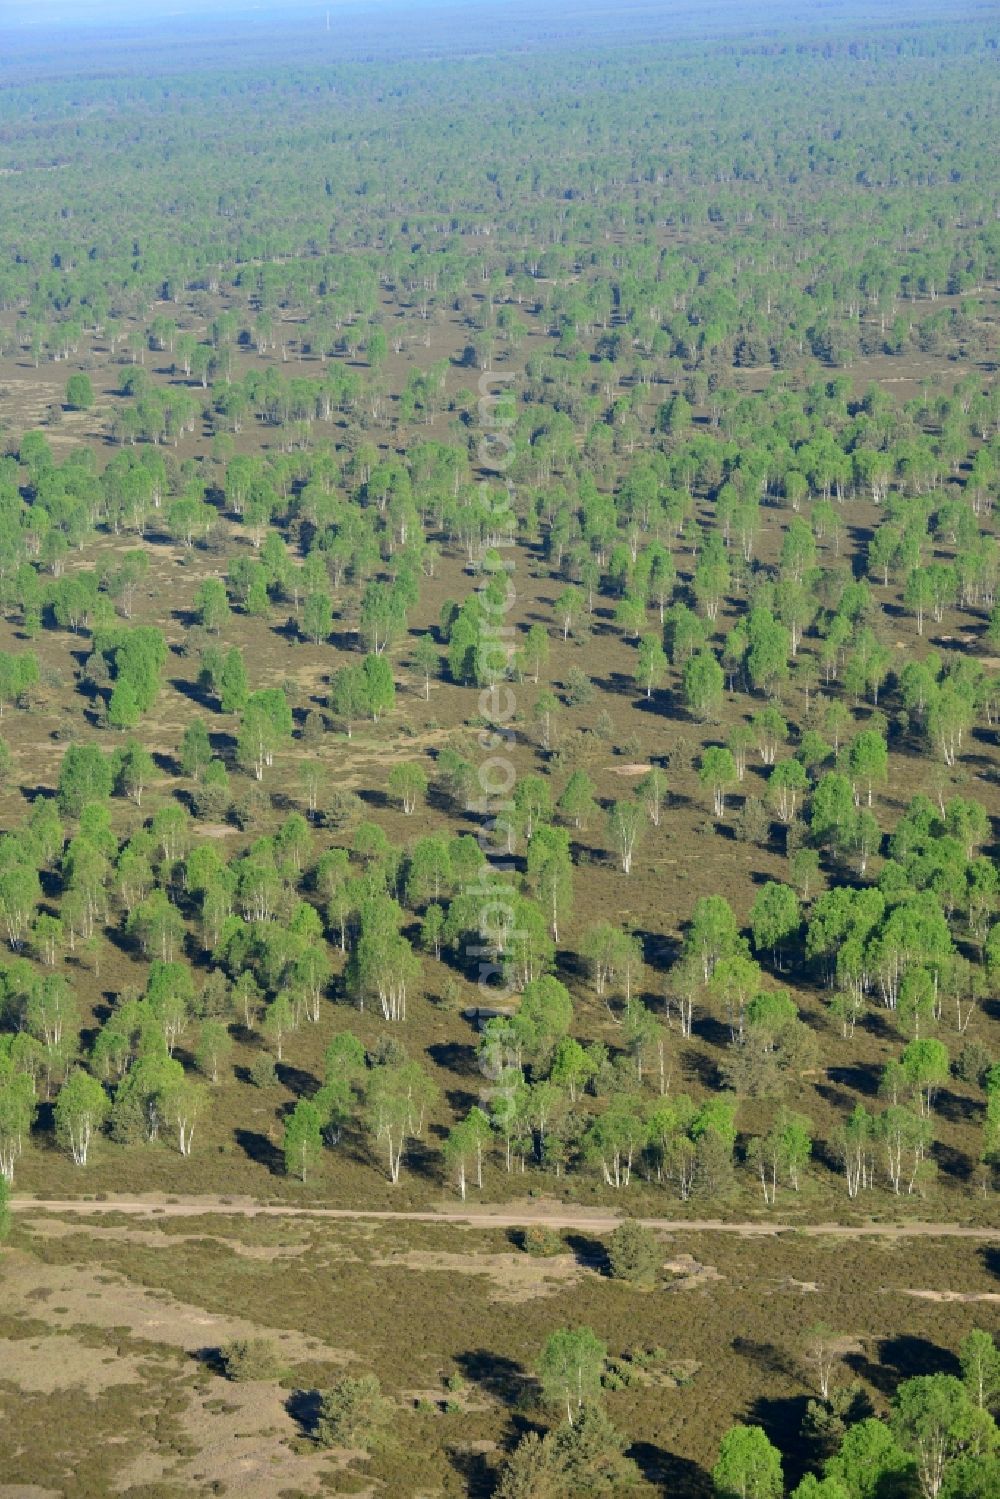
1,2,999,1493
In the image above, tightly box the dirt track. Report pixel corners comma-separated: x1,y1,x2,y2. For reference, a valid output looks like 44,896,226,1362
10,1194,1000,1239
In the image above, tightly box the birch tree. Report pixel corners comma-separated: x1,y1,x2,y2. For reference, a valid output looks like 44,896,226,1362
54,1069,109,1166
159,1075,205,1157
0,1068,36,1184
284,1098,323,1181
607,799,643,875
366,1060,436,1183
537,1326,606,1426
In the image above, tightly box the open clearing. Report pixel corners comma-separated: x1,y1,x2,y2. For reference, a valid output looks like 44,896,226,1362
4,1200,999,1495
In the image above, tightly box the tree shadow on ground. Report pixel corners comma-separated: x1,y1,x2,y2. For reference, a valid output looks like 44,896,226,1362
234,1127,283,1174
447,1445,495,1499
275,1061,316,1099
427,1039,479,1077
692,1013,731,1050
814,1080,857,1114
637,928,681,974
848,1334,958,1397
981,1244,1000,1281
399,1135,439,1183
440,1085,480,1118
879,1334,959,1381
934,1141,973,1180
732,1337,800,1382
681,1049,721,1090
826,1063,881,1099
456,1349,534,1412
169,674,215,711
860,1010,898,1043
935,1089,979,1125
562,1231,608,1273
357,786,389,810
286,1387,322,1436
630,1442,711,1497
747,1394,812,1489
192,1345,227,1376
810,1137,842,1177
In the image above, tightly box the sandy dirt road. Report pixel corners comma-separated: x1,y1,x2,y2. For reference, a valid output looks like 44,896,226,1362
10,1194,1000,1239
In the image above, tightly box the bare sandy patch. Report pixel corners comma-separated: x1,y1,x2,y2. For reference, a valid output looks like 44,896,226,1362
372,1247,584,1304
23,1216,311,1262
113,1379,355,1499
662,1252,723,1289
191,822,237,839
902,1289,1000,1303
2,1249,349,1365
3,1236,357,1499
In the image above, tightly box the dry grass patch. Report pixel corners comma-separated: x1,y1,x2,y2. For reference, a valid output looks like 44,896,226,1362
0,1488,63,1499
0,1333,147,1396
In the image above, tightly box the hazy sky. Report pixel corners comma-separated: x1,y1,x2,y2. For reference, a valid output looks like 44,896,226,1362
4,0,968,38
4,0,394,26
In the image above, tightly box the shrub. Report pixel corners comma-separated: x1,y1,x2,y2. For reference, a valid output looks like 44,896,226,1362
607,1218,660,1286
370,1034,407,1069
602,1357,634,1390
315,1373,390,1450
250,1053,277,1088
301,709,326,744
518,1225,563,1257
109,1089,146,1145
439,978,462,1012
783,818,806,859
193,761,231,820
220,1337,281,1382
232,785,270,831
593,710,615,742
564,667,595,706
955,1041,992,1089
323,789,364,830
734,796,769,845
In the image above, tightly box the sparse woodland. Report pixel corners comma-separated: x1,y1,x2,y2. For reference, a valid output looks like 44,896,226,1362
1,2,999,1493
